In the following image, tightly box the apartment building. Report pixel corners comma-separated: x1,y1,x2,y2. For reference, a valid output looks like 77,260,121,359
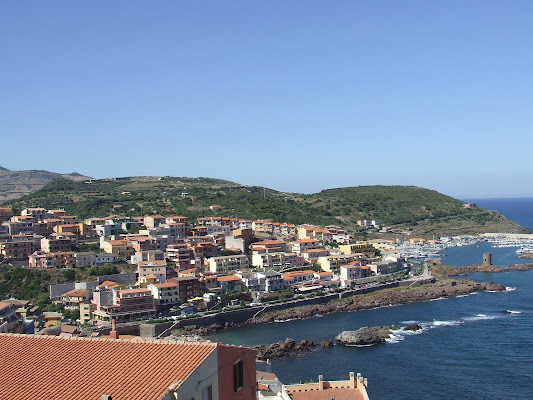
208,254,249,274
250,240,288,253
28,251,75,268
291,239,322,255
169,276,202,303
0,237,37,260
40,237,72,253
339,242,376,257
166,243,194,268
340,263,363,284
251,252,304,270
102,239,134,258
93,288,156,322
21,207,50,221
138,260,167,282
318,254,363,273
148,282,180,306
0,301,24,333
143,215,166,228
2,220,34,235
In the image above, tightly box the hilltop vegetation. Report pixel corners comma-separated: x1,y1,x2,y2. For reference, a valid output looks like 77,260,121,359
4,176,527,235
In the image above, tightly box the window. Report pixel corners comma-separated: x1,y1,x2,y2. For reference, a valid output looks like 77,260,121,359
202,385,212,400
233,360,244,392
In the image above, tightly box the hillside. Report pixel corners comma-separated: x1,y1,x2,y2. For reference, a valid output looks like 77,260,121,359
4,176,528,236
0,166,91,202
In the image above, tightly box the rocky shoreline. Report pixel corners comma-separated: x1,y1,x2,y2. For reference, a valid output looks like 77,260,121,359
247,279,504,325
253,338,334,360
174,278,505,337
435,263,533,277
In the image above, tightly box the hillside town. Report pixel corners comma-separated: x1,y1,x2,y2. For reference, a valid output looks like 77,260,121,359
0,205,415,399
0,205,409,326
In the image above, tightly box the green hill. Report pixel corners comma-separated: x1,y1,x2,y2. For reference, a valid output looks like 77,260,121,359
4,176,528,235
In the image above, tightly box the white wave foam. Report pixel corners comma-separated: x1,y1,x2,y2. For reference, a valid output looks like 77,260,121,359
401,320,418,324
505,287,517,291
274,318,298,323
463,314,499,321
346,343,376,347
429,297,446,302
385,333,404,344
506,310,521,314
432,320,464,327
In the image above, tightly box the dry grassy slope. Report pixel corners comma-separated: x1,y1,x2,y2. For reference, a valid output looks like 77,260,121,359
0,166,90,202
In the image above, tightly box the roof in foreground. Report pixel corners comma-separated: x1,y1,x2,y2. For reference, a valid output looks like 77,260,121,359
288,388,365,400
0,334,217,400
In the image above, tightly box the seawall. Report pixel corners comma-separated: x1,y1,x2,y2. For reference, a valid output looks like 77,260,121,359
138,281,424,338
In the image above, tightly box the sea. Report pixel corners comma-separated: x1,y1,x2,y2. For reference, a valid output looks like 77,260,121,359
212,198,533,399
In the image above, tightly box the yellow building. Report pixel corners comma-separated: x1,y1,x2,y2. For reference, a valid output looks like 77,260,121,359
42,312,63,328
102,240,134,258
137,274,160,288
53,224,81,235
339,242,376,257
79,303,96,325
409,238,427,246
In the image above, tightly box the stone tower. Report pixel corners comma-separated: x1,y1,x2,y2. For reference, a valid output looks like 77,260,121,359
483,252,492,266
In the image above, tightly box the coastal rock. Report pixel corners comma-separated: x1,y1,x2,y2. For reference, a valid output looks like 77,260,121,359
403,324,422,331
477,281,506,292
336,326,393,346
253,338,330,360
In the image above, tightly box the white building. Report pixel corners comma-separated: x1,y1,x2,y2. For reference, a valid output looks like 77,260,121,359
208,254,249,275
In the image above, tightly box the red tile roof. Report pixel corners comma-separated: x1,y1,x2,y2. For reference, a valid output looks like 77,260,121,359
153,282,178,289
217,275,242,282
0,334,217,400
282,270,315,277
61,289,89,297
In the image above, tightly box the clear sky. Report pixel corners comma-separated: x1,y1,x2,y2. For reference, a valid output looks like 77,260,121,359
2,1,532,198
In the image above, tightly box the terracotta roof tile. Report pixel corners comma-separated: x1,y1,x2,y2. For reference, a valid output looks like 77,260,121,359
217,275,242,282
0,334,217,400
61,289,89,297
153,282,178,289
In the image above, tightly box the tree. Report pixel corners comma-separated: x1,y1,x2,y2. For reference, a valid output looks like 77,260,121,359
88,263,117,276
63,308,80,322
63,269,76,281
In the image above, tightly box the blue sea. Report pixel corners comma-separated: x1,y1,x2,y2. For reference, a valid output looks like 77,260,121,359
213,198,533,399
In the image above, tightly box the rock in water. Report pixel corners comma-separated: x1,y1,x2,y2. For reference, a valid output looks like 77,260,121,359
403,324,422,331
336,326,393,346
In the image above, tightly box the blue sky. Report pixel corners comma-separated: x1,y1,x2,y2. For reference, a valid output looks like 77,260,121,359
2,1,532,198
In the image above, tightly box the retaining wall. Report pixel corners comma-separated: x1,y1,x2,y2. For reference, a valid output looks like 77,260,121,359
140,282,400,337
